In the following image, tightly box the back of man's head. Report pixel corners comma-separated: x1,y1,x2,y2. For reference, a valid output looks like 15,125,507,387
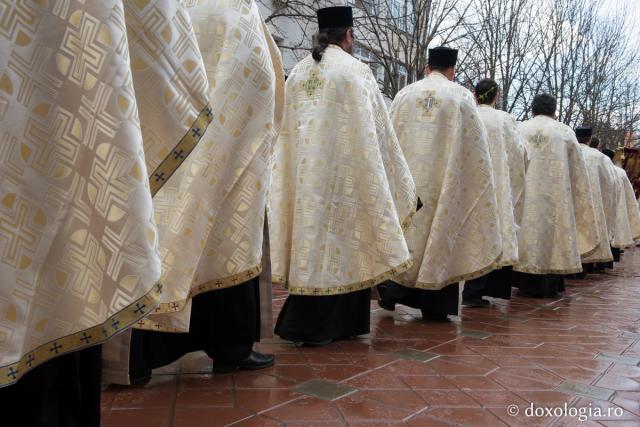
531,94,557,117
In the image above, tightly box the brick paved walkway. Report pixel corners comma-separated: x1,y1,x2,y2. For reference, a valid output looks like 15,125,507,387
102,247,640,426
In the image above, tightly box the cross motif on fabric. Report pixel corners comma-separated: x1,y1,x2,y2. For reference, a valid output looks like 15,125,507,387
302,71,324,97
154,172,166,182
80,332,92,344
530,132,549,149
173,150,185,160
102,327,109,337
191,127,202,138
420,91,441,116
111,318,121,330
170,302,180,311
7,367,18,379
134,302,146,315
26,354,35,367
50,342,62,354
205,107,213,118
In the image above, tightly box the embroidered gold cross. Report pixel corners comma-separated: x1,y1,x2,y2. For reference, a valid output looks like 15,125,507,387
420,91,441,116
302,70,323,97
530,131,549,149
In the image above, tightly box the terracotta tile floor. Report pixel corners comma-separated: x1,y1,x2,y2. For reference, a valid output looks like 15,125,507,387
102,248,640,426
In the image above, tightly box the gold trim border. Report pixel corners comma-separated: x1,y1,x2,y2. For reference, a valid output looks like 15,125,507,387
135,265,262,332
513,265,584,275
0,282,162,388
149,104,213,197
275,259,413,296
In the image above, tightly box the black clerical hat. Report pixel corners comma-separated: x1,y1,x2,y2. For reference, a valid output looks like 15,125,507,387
428,46,458,68
602,149,615,160
317,6,353,30
575,126,593,138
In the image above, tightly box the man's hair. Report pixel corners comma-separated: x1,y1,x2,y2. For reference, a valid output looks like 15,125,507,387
577,137,591,145
590,136,600,148
531,94,557,116
474,78,499,105
312,27,350,62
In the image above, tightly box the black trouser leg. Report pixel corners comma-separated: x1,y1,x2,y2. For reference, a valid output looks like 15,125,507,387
463,276,488,301
131,278,260,374
0,346,102,427
192,278,258,364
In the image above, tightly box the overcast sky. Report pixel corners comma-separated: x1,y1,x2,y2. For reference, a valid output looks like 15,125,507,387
601,0,639,44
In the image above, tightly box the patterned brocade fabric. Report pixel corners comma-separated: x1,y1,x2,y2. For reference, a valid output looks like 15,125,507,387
612,166,640,248
135,0,285,332
514,116,599,275
0,0,204,386
389,73,502,291
477,105,520,267
580,145,614,263
269,46,417,296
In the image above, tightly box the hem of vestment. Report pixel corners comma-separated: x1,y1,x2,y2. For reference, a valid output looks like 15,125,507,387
399,258,500,291
612,242,636,249
512,265,583,275
275,259,413,296
0,282,162,388
580,244,599,260
581,256,614,263
149,103,214,196
134,264,263,332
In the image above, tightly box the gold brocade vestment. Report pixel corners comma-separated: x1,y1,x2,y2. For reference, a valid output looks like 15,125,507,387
269,46,417,296
515,116,598,274
134,0,285,333
580,145,616,264
612,165,640,248
0,0,175,387
477,105,521,267
390,73,502,290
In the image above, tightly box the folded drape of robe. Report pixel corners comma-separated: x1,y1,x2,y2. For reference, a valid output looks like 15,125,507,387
506,120,529,232
579,145,614,263
134,0,285,332
0,0,175,387
612,165,640,248
389,73,502,290
269,45,417,296
478,105,521,267
515,116,598,274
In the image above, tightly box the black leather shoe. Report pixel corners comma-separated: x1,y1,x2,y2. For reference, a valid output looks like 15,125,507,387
377,284,396,311
212,351,275,374
129,369,152,386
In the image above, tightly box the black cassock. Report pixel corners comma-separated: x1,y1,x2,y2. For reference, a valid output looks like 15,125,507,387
0,345,102,427
379,280,459,319
129,278,260,381
275,288,371,343
512,272,565,298
463,267,513,301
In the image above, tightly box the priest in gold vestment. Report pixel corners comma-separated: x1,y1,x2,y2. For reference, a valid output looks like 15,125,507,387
462,79,525,307
0,1,171,425
378,47,502,321
574,126,616,274
603,149,640,254
117,0,285,381
513,95,599,297
269,7,417,346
